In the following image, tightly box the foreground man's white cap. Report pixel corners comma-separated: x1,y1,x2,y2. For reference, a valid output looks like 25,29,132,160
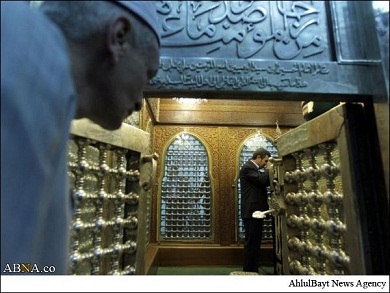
114,1,161,46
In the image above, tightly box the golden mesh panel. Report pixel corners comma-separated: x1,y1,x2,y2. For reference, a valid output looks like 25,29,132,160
283,143,349,275
68,138,140,275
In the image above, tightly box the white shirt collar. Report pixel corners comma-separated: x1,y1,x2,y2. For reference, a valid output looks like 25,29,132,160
251,160,260,169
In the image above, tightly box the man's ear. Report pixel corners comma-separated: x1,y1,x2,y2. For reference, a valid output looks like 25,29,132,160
107,16,132,64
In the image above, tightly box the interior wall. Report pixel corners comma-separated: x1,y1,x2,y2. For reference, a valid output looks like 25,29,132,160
148,124,286,252
139,101,292,267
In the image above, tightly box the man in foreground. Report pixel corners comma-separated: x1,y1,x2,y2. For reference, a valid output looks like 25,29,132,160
1,1,160,274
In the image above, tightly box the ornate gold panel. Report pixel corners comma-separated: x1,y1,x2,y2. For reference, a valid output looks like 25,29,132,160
270,103,389,275
67,119,157,275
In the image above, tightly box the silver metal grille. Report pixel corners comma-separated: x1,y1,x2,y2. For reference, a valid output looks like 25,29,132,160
284,142,349,275
68,137,140,274
160,133,212,240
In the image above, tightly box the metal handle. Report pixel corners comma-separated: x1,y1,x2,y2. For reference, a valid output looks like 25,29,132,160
139,152,159,191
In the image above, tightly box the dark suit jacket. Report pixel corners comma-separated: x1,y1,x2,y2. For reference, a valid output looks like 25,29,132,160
239,160,270,219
